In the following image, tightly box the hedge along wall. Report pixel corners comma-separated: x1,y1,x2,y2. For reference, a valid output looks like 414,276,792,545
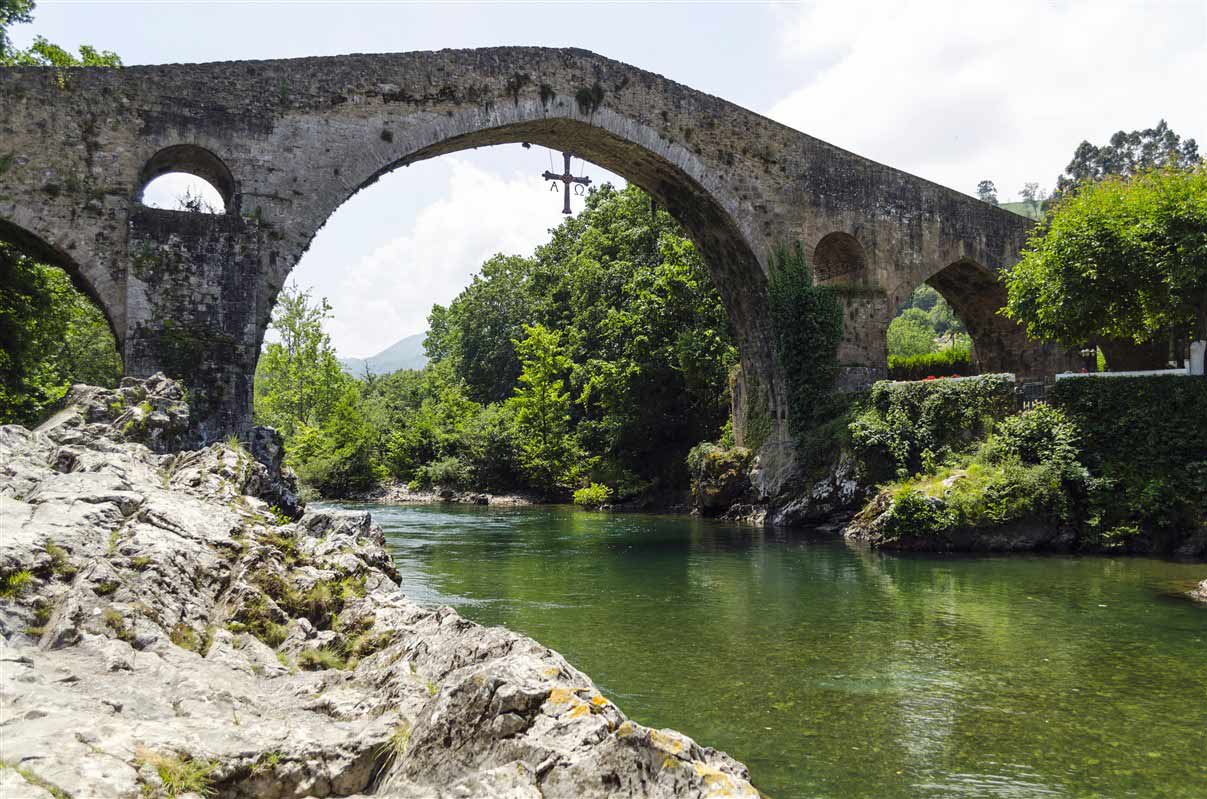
1049,376,1207,474
849,374,1017,477
887,347,974,381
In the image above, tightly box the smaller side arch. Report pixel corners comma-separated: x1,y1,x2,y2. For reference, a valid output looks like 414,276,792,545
813,232,869,285
135,145,237,211
919,258,1078,377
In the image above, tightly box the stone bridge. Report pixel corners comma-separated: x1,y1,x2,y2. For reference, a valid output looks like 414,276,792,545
0,47,1074,468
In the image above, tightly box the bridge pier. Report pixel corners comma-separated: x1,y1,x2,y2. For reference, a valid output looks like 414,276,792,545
123,207,267,443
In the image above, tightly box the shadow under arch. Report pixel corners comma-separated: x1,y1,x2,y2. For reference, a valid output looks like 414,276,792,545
0,217,125,348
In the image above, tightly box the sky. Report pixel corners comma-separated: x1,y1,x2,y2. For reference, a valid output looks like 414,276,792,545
14,0,1206,358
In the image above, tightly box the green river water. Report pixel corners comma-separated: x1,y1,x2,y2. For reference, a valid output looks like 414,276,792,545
343,502,1207,799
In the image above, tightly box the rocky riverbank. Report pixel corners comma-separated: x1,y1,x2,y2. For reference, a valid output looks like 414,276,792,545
0,377,759,798
359,482,538,507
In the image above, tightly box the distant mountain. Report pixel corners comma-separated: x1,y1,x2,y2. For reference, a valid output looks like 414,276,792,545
340,333,428,377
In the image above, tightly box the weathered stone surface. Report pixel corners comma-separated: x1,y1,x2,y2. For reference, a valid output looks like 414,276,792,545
0,377,759,798
0,47,1077,461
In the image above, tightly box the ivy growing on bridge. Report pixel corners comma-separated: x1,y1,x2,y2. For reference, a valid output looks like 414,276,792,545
767,242,844,440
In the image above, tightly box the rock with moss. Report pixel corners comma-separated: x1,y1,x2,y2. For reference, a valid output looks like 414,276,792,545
0,378,759,798
688,443,754,515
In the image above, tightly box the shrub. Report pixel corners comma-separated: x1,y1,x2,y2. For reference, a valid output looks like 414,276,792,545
987,404,1080,467
415,455,471,489
1049,376,1207,475
573,483,613,508
134,748,216,798
887,346,973,381
1051,376,1207,542
297,646,345,671
849,374,1016,477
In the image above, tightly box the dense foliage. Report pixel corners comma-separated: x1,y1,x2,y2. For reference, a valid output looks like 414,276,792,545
255,184,737,499
0,244,122,426
1006,166,1207,346
851,375,1207,553
849,374,1017,479
767,243,843,438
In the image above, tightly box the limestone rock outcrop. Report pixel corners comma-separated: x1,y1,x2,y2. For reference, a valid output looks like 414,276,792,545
0,377,758,798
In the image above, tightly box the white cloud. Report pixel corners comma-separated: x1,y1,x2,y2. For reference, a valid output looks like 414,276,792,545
291,157,580,359
768,1,1207,201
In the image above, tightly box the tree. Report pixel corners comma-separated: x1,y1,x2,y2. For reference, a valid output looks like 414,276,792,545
1004,166,1207,346
508,324,577,490
424,254,543,404
0,1,120,67
1055,120,1200,196
0,0,33,60
254,283,350,437
288,384,381,497
1019,182,1048,216
0,244,121,424
425,184,735,491
976,180,999,205
886,309,938,359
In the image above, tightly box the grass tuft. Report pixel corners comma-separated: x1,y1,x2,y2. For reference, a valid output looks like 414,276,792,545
134,747,217,798
0,570,34,599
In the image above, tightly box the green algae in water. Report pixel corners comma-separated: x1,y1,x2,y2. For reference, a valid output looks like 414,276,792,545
344,502,1207,799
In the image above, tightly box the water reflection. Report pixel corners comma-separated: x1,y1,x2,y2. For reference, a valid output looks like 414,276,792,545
337,502,1207,799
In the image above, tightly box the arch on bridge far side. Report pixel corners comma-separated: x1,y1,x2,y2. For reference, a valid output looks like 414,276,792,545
890,258,1078,378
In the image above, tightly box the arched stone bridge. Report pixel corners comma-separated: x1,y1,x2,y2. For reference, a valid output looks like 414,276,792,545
0,47,1074,464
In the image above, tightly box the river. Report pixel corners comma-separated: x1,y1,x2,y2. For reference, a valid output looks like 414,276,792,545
334,502,1207,799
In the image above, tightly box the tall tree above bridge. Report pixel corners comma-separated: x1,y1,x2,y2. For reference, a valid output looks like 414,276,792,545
1055,120,1200,196
976,180,998,205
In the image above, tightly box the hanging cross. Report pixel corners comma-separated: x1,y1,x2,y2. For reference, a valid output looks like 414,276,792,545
542,151,591,214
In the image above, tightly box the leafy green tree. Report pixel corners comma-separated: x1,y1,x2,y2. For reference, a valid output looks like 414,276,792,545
1005,166,1207,346
425,254,543,404
0,244,121,425
254,283,350,437
886,308,938,359
0,1,119,66
1056,120,1200,196
508,324,577,490
0,0,33,60
288,385,381,497
424,184,735,491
